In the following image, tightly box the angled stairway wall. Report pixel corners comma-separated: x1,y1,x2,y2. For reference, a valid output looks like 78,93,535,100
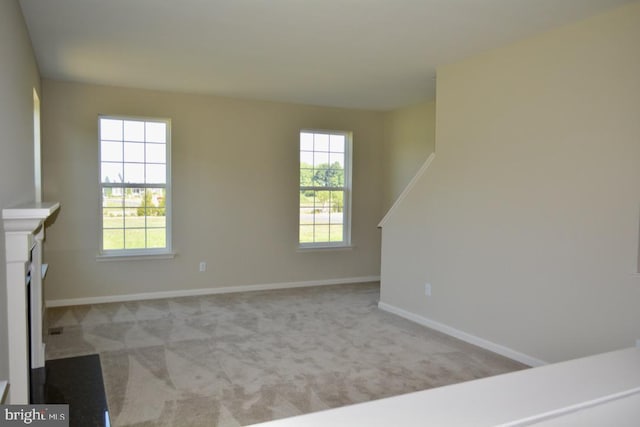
382,100,436,212
379,2,640,364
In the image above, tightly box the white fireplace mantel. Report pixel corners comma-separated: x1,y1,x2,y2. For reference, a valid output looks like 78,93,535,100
3,201,60,404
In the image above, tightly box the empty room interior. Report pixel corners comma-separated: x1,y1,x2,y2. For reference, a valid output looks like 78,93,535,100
1,0,640,425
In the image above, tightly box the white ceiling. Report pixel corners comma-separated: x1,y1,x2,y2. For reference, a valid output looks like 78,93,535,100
19,0,634,110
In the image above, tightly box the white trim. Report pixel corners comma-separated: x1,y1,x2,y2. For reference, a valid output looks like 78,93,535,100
33,88,42,204
96,251,176,262
2,201,60,221
3,201,60,403
501,387,640,427
378,301,546,367
46,276,380,307
248,348,640,427
297,245,355,253
378,152,435,228
98,115,172,255
298,129,353,247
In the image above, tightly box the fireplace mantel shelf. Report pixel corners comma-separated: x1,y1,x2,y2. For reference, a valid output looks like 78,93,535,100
2,201,60,219
3,200,60,404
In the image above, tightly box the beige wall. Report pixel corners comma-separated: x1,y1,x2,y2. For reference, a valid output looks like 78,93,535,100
382,101,436,211
380,2,640,363
41,80,385,301
0,0,41,382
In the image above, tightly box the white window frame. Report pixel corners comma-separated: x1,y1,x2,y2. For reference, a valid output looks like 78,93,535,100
299,129,353,249
97,115,173,259
33,88,42,203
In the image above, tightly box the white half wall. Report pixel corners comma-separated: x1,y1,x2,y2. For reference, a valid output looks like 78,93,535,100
380,2,640,363
250,347,640,427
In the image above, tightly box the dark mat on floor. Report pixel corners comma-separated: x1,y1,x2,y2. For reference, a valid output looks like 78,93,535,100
32,354,110,426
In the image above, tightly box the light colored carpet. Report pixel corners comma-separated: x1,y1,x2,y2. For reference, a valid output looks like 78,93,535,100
46,283,527,426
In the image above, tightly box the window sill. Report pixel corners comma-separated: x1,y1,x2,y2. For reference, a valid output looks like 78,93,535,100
297,245,355,253
96,251,176,262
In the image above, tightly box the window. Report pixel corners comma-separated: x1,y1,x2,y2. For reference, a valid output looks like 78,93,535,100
299,130,352,247
99,116,171,255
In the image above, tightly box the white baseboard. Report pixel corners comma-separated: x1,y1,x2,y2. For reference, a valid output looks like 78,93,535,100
46,276,380,307
378,301,546,367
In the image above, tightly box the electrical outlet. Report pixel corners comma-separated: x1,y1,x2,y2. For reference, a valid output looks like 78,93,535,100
425,283,432,297
199,261,206,272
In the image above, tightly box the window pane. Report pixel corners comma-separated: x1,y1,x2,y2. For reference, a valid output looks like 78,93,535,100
103,229,124,250
300,132,314,151
300,168,314,186
124,142,145,163
300,191,315,225
124,188,144,207
315,191,331,221
315,134,329,151
299,225,314,243
300,151,313,167
330,191,344,218
141,190,165,219
314,224,330,242
313,152,329,169
103,187,123,206
149,188,166,205
101,162,123,183
124,229,145,249
103,208,123,228
146,143,166,163
125,215,145,228
146,211,166,228
314,164,344,187
146,122,166,143
101,141,122,162
146,229,166,248
313,168,331,187
100,119,122,141
329,152,344,168
329,225,344,242
329,134,345,152
146,164,166,184
124,120,145,142
124,163,145,183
